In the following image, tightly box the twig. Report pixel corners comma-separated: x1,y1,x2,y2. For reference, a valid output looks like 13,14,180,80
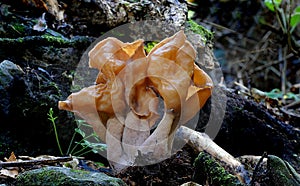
293,83,300,88
0,156,73,168
250,53,294,74
250,152,268,186
240,31,272,72
283,100,300,109
280,46,288,95
201,20,239,34
176,126,250,184
176,126,242,168
280,107,300,119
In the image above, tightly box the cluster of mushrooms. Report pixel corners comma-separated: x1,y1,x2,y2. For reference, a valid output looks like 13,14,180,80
58,30,213,171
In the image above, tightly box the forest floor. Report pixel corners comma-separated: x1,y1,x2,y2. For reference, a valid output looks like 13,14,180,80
191,0,300,127
0,0,299,185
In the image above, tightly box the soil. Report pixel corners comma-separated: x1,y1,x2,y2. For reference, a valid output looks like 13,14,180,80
116,145,198,186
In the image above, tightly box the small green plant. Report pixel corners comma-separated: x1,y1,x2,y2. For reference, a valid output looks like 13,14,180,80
67,119,107,157
261,0,300,94
47,108,106,157
47,108,63,155
263,0,300,52
144,41,158,54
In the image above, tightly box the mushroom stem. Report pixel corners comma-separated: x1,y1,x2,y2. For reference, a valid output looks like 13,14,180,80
137,111,175,163
122,111,150,163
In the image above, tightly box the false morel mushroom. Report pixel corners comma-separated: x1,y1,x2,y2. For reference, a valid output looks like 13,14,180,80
58,30,213,171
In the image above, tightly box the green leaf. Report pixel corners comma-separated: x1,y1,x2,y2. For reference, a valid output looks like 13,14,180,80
284,92,300,101
294,5,300,13
92,133,101,142
75,128,86,138
80,140,107,151
290,12,300,28
94,161,105,167
76,119,92,127
188,10,195,19
144,41,158,54
265,88,283,99
290,6,300,33
264,0,282,11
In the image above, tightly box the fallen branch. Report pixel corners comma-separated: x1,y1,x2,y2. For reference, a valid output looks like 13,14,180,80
0,156,73,168
176,126,250,184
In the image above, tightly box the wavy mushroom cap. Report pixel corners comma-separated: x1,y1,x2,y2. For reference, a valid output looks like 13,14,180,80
58,30,213,142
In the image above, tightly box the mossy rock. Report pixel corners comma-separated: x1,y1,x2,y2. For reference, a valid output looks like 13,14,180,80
185,20,214,44
193,152,244,186
267,155,300,186
16,166,127,186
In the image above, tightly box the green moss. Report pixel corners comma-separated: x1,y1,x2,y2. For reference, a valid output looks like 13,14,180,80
42,35,66,44
18,169,64,185
17,166,127,186
186,20,214,44
267,155,300,186
144,41,158,54
10,23,26,34
193,152,244,186
16,37,24,43
233,106,243,111
70,168,90,176
0,35,93,49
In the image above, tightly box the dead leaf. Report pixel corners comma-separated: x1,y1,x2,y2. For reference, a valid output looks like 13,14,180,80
1,152,19,179
6,152,17,162
0,168,19,179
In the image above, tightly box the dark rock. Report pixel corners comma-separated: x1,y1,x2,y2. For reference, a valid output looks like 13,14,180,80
0,60,24,116
63,0,188,36
211,89,300,172
0,59,77,157
267,155,300,186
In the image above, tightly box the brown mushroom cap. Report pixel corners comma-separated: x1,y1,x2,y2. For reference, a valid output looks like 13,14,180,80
58,30,213,159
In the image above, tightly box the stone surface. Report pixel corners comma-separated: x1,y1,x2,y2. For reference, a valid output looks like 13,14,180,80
16,166,127,186
0,59,77,157
267,155,300,186
0,60,24,116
